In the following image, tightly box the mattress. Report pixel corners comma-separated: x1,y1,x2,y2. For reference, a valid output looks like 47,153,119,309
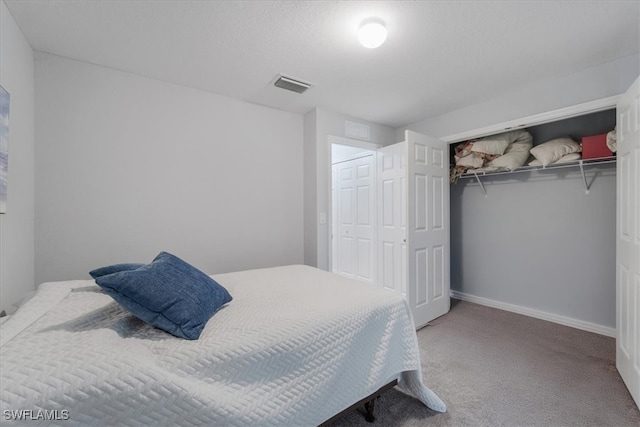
0,265,445,426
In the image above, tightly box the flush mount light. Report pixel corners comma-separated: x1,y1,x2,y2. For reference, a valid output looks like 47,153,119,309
358,18,387,49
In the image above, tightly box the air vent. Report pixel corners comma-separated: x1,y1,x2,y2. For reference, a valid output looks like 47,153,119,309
274,74,313,94
345,121,371,141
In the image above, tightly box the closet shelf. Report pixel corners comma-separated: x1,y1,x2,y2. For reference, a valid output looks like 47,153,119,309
460,156,616,196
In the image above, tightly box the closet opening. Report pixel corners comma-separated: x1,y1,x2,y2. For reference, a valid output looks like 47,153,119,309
447,107,618,337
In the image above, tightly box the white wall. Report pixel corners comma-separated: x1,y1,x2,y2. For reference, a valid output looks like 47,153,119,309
403,54,639,139
303,112,317,267
303,108,395,270
0,2,35,313
35,53,303,283
451,167,617,330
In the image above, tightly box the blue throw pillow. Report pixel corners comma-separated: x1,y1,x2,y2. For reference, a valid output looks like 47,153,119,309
89,263,146,279
93,252,232,340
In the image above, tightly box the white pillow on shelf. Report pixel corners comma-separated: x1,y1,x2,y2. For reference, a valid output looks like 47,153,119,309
529,138,581,166
486,141,532,171
529,152,581,167
470,136,510,156
554,152,582,164
471,129,533,156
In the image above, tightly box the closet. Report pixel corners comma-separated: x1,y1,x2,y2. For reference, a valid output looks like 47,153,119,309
443,80,638,408
449,108,617,334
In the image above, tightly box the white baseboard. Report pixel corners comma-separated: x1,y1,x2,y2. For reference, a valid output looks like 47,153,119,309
450,290,616,338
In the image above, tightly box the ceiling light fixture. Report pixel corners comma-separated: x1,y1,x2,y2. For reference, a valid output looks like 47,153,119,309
358,18,387,49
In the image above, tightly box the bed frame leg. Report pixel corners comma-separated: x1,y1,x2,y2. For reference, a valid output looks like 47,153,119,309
364,398,376,422
319,380,396,426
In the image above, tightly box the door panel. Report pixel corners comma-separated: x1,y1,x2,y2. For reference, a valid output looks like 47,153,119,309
415,248,428,305
377,142,407,295
334,155,376,284
433,176,444,230
406,130,450,328
617,76,640,408
336,161,355,278
354,155,375,283
415,174,427,231
340,187,353,226
357,186,370,225
331,164,337,272
433,245,445,299
357,238,371,280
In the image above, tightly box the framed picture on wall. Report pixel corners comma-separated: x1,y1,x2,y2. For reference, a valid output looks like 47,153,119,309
0,85,9,214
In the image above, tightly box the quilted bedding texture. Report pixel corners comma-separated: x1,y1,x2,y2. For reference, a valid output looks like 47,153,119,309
0,265,445,426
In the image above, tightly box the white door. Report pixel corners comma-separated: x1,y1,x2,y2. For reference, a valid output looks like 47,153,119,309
406,130,450,328
616,76,640,408
377,142,407,295
334,155,376,284
331,164,338,273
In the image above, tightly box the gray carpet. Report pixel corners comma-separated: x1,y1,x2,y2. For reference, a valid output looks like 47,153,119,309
329,299,640,427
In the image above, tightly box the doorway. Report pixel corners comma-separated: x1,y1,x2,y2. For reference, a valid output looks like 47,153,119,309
329,131,451,328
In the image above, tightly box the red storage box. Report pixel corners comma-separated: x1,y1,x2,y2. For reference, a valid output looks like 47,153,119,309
581,133,613,159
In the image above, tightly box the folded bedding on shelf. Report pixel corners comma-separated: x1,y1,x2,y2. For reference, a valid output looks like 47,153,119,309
451,129,532,181
476,141,532,173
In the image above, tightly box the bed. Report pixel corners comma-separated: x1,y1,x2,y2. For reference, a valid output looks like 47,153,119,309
0,264,445,426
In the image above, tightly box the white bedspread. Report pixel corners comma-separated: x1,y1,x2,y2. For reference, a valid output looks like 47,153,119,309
0,265,445,426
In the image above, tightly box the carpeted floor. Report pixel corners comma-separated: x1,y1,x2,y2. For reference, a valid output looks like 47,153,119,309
329,299,640,427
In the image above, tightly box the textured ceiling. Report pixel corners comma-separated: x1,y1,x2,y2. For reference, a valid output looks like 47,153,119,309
4,0,640,128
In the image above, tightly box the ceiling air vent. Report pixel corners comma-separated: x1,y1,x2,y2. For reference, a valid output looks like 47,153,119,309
273,74,313,94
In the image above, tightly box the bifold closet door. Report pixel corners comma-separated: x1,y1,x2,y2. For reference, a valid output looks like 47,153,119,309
616,75,640,408
334,155,376,284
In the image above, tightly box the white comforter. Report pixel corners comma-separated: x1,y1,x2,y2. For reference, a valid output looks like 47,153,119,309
0,265,445,426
